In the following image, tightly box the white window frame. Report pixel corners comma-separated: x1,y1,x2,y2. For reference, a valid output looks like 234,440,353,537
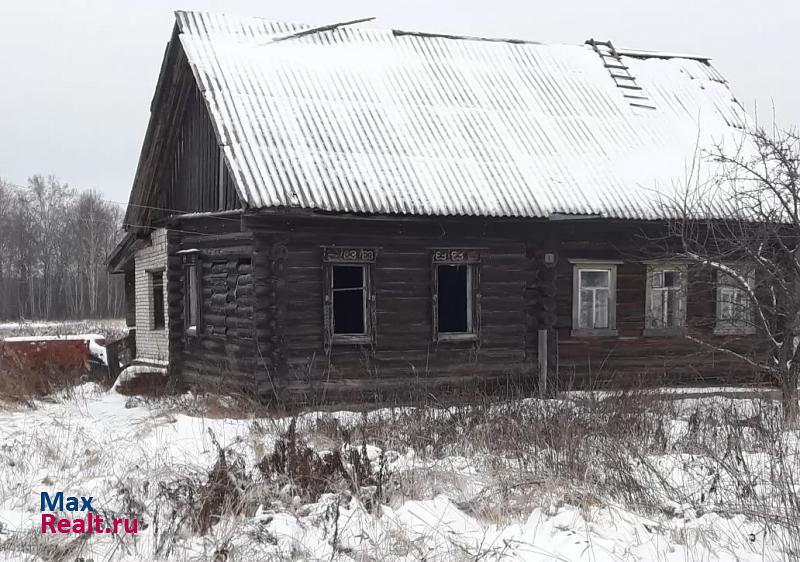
644,263,687,335
570,260,619,337
714,267,756,335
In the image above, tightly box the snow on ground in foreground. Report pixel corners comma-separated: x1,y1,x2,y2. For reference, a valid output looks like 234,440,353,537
0,385,797,561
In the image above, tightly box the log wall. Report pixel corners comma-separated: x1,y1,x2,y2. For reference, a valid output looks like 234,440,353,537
551,222,763,389
158,213,764,403
245,214,532,404
169,215,260,393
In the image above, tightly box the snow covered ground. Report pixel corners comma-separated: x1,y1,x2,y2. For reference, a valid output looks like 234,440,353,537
0,384,798,561
0,320,126,340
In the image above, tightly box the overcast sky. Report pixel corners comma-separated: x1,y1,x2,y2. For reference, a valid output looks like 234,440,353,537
0,0,798,202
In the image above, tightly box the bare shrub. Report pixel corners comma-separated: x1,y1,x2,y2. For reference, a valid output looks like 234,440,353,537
257,418,392,512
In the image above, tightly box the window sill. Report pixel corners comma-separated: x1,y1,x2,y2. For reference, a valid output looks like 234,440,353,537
436,333,479,343
642,328,686,337
571,328,618,337
331,335,372,345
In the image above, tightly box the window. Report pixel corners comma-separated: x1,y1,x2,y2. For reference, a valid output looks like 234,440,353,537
151,271,165,331
185,262,200,336
432,249,481,342
179,250,201,336
715,268,755,335
323,247,377,346
332,265,368,335
645,264,687,334
571,261,619,336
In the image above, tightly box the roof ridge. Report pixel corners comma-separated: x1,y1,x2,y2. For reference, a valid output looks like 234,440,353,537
391,28,543,46
174,10,714,60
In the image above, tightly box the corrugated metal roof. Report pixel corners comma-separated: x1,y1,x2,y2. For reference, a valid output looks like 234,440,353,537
175,10,750,220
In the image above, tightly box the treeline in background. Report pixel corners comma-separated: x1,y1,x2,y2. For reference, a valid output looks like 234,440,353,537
0,175,124,320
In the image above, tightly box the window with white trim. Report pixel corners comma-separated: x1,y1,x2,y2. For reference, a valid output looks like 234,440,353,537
645,264,687,333
571,262,618,335
715,268,755,334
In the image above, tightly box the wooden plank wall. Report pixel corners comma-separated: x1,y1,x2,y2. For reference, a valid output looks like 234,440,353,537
552,223,763,389
245,215,532,404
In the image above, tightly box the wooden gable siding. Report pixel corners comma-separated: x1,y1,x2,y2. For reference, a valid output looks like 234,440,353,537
155,81,239,220
126,35,234,230
126,32,241,232
244,215,532,404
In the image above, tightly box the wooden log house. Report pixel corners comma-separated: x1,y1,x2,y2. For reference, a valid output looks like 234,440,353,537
108,11,761,403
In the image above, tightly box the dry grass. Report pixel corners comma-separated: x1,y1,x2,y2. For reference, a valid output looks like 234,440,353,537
1,374,798,560
0,349,101,403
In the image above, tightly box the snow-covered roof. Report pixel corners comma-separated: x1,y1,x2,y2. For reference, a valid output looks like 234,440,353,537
176,11,750,220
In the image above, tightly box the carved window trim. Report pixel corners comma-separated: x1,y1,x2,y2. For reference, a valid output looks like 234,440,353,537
322,246,378,264
322,247,378,348
431,248,481,343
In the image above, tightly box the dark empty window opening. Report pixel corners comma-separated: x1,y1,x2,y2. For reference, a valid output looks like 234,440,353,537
332,265,366,335
151,271,165,330
437,264,471,333
185,263,199,335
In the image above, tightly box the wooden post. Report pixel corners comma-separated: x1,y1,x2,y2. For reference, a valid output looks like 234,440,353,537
538,328,547,397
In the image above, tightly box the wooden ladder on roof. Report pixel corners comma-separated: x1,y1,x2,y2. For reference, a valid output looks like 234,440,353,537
586,39,655,110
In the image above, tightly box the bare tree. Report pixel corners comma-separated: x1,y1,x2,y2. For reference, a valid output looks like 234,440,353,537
0,175,125,321
666,127,800,425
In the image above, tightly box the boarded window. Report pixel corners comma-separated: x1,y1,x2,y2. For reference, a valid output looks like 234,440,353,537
645,264,687,333
151,271,165,330
431,249,480,342
570,262,618,336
